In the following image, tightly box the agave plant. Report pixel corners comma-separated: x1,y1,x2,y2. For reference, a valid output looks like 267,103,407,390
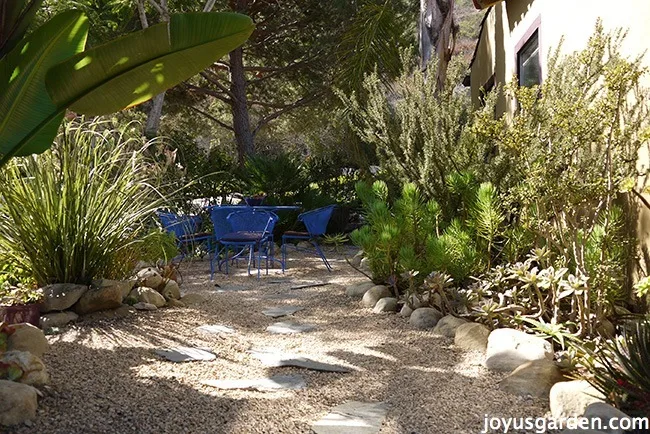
0,1,254,168
583,320,650,417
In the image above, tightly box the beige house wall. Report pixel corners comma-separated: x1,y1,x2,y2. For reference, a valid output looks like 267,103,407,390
471,0,650,113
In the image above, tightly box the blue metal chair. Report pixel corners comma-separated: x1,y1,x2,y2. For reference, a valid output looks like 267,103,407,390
156,211,212,259
208,206,236,279
281,205,336,271
218,209,279,278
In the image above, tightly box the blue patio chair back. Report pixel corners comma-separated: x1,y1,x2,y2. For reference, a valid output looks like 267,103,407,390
209,206,235,241
157,211,202,239
299,205,336,236
228,209,279,234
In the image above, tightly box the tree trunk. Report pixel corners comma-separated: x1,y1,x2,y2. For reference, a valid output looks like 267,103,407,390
419,0,457,90
144,93,165,138
229,46,254,165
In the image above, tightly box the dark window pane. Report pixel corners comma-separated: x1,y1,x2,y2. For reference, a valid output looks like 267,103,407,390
518,31,540,87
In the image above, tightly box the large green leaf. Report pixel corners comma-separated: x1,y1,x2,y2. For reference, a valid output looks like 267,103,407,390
0,10,88,157
0,0,44,59
46,12,254,115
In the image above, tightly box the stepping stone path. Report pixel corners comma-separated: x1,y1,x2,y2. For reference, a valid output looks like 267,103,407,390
202,374,306,391
311,401,388,434
196,325,236,335
249,347,351,373
155,346,217,362
266,321,316,334
262,306,304,318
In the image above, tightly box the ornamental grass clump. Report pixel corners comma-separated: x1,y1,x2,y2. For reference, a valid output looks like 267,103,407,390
0,119,165,286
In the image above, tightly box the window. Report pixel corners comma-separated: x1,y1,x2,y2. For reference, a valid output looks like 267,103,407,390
517,30,541,87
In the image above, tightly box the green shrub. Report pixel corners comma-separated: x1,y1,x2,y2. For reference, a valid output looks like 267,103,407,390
340,55,505,209
474,24,649,320
241,153,306,203
0,118,165,285
351,176,509,289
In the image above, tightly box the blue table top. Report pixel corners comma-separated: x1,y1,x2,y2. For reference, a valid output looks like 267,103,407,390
205,205,301,212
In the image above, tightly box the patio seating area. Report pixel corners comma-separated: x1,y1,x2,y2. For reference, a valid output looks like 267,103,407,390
158,204,338,278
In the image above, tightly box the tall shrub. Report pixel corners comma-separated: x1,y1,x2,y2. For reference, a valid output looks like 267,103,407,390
473,24,650,327
0,119,165,285
339,56,504,215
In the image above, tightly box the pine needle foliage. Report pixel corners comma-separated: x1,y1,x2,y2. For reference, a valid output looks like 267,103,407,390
351,176,507,287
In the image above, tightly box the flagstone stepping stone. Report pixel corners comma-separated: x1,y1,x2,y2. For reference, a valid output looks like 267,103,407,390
249,347,350,373
155,346,216,362
311,401,388,434
263,293,300,301
266,321,316,334
202,374,306,391
196,325,236,335
214,284,247,293
290,282,328,290
262,306,304,318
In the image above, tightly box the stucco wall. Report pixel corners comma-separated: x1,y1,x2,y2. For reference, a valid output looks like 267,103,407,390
471,0,650,109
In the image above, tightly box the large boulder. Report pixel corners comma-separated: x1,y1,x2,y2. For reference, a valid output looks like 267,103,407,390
40,311,78,329
91,279,136,300
373,297,398,313
166,299,186,308
73,284,123,315
454,323,490,352
0,380,38,426
433,315,469,338
400,304,414,318
41,283,88,312
361,285,392,308
499,359,565,398
180,293,206,306
136,267,163,289
550,380,606,419
0,351,48,386
584,403,633,434
160,280,181,301
409,308,442,329
350,250,364,268
128,287,166,308
345,281,374,298
485,328,554,372
7,323,49,357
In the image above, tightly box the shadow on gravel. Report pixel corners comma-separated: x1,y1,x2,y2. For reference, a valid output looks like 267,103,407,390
6,342,246,434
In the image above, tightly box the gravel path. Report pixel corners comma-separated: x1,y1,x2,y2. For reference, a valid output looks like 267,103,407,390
8,251,553,434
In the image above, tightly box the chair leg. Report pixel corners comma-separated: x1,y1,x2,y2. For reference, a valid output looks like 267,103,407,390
281,237,287,272
311,240,332,272
247,246,253,276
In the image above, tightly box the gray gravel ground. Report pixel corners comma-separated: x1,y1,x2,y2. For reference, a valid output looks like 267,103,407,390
7,251,554,434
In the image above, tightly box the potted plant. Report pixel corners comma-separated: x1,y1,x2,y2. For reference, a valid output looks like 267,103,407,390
0,284,44,327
